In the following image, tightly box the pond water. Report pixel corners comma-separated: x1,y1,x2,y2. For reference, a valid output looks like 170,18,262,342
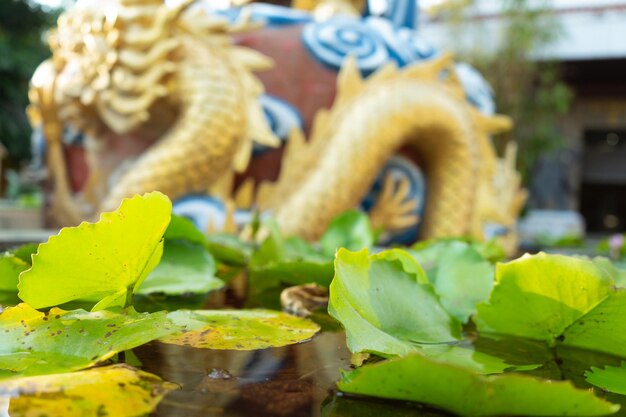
136,332,449,417
130,287,452,417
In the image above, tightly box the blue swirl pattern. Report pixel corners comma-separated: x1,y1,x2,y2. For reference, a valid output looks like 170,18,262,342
455,62,496,115
367,0,418,29
302,17,390,74
254,94,304,155
366,17,435,66
302,16,435,74
210,4,312,27
260,95,303,141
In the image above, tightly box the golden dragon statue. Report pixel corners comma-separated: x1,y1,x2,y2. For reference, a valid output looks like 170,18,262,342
29,0,279,220
28,0,526,253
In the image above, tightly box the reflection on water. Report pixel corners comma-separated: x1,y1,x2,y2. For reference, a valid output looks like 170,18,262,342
137,332,451,417
129,286,456,417
138,332,348,417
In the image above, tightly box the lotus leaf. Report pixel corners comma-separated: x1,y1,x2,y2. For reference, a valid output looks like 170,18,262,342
0,254,28,292
328,248,460,357
0,303,173,378
137,240,223,295
475,253,623,348
205,233,252,266
411,240,494,323
338,353,619,417
0,364,176,417
320,210,375,256
586,363,626,395
250,225,334,293
18,192,171,311
559,290,626,358
591,257,626,288
160,309,320,350
165,214,208,245
9,244,38,266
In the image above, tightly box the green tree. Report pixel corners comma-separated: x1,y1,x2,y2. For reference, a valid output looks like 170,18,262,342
0,0,54,163
431,0,573,181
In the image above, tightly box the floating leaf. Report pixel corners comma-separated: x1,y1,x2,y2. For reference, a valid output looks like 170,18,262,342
338,353,619,417
591,257,626,288
250,261,334,294
0,254,28,307
320,210,375,256
165,214,208,245
417,344,539,375
18,192,171,311
560,290,626,358
252,224,327,266
470,238,507,263
160,309,320,350
412,238,505,265
206,233,252,266
250,225,334,294
0,254,28,292
411,240,494,323
9,244,38,266
0,364,177,417
586,363,626,395
475,253,615,343
329,249,460,357
137,241,223,295
0,303,173,378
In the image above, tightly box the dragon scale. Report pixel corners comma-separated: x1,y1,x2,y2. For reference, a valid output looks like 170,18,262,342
101,37,246,211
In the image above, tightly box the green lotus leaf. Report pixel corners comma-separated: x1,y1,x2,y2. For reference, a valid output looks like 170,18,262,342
411,237,505,265
329,248,460,357
165,214,208,245
560,290,626,358
252,224,327,267
591,257,626,288
475,253,615,343
160,309,320,350
18,192,171,311
411,240,494,323
205,233,252,266
6,244,38,266
137,240,223,295
417,344,539,374
0,303,173,378
0,254,29,307
250,225,334,294
586,363,626,395
0,254,28,293
320,210,375,256
249,261,334,298
0,364,177,417
338,353,619,417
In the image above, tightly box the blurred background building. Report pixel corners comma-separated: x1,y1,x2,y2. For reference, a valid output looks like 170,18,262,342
422,0,626,235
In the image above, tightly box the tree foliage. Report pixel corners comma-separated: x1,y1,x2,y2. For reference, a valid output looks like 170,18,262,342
0,0,53,162
431,0,573,180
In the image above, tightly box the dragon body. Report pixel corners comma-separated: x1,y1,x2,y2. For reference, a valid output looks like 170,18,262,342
259,55,519,242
